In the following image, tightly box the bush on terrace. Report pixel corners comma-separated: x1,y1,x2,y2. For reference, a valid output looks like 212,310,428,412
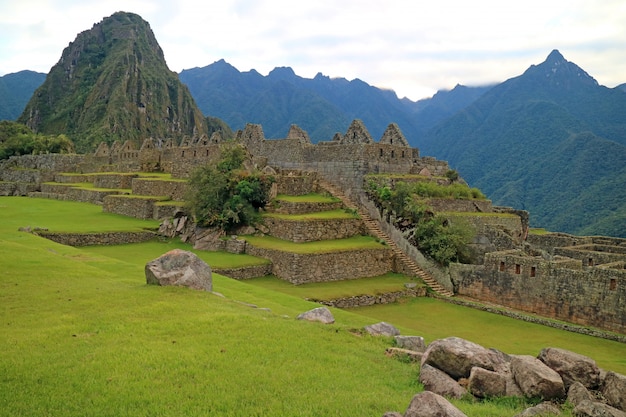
186,143,274,232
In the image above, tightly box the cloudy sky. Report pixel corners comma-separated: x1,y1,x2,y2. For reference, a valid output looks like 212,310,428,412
1,0,624,100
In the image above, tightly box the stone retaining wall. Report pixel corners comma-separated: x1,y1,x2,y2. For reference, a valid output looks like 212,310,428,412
103,195,161,219
245,245,394,284
275,173,320,196
263,217,366,243
131,178,188,200
269,200,343,215
429,199,493,213
315,287,427,308
39,184,123,204
37,231,157,246
214,264,273,280
0,182,39,196
94,174,136,189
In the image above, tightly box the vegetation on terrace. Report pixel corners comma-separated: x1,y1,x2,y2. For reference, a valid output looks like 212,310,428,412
366,178,476,265
186,144,274,232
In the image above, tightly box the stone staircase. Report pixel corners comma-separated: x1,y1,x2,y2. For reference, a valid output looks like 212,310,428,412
318,179,454,297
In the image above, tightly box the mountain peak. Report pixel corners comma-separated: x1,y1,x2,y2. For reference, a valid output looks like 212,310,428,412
18,11,208,151
523,49,598,88
546,49,566,64
268,66,297,81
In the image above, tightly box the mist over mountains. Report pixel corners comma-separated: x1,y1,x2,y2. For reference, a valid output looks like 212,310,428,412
1,11,624,237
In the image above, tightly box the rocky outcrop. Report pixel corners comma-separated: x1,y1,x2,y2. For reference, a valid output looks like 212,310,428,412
385,335,625,417
145,249,213,291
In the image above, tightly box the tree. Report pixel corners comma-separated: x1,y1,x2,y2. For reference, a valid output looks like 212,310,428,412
186,143,274,232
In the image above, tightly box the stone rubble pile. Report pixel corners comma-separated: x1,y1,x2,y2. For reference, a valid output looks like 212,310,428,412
382,335,626,417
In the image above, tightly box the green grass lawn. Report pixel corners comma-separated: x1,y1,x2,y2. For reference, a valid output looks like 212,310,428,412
2,196,625,416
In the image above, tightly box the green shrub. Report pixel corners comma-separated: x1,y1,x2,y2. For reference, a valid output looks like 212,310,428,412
186,143,274,231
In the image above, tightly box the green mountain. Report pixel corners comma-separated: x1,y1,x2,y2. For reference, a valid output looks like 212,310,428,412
420,50,626,237
17,12,217,152
180,61,489,143
0,71,46,121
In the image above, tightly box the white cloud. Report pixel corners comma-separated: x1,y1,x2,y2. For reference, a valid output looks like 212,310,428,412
1,0,624,100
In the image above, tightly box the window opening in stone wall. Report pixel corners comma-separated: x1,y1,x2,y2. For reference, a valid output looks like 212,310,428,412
402,150,405,158
515,264,521,274
588,258,593,266
181,150,185,157
530,266,536,277
610,279,617,291
391,150,395,158
499,261,505,271
206,149,209,157
379,148,383,157
193,150,197,157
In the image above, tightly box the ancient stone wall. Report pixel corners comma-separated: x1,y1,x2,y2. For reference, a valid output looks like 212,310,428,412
131,178,188,200
37,231,156,246
450,253,626,334
526,233,594,254
316,287,427,308
270,199,343,215
554,245,626,266
213,264,274,280
429,199,493,213
275,172,320,195
103,195,162,219
38,184,123,204
263,217,366,243
244,245,394,285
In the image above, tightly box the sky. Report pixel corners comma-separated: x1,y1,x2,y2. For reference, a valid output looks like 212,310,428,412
1,0,625,101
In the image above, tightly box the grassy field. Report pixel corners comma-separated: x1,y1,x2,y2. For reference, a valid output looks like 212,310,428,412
1,197,625,416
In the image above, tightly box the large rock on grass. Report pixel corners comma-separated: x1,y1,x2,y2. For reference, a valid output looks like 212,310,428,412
602,371,626,412
296,307,335,324
573,400,626,417
364,322,400,337
538,347,600,389
404,391,467,417
513,401,562,417
145,249,212,291
394,335,427,352
419,363,467,399
468,366,507,398
511,355,565,400
421,336,504,379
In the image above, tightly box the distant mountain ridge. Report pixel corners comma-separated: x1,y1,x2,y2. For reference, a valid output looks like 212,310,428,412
16,12,225,152
179,61,489,143
0,70,46,121
420,50,626,237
